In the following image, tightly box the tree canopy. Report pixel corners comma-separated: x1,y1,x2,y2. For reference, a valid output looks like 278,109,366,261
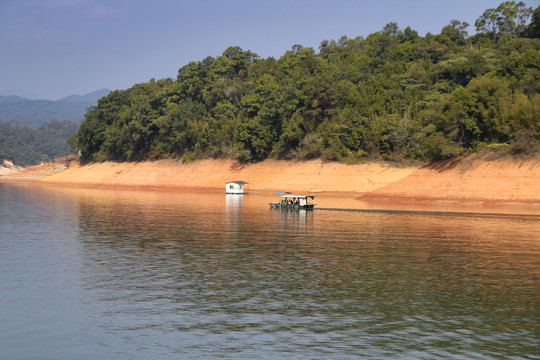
0,120,80,166
74,1,539,165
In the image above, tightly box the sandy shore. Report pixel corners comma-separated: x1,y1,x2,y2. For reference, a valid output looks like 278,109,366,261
360,156,540,204
2,156,539,208
33,158,418,194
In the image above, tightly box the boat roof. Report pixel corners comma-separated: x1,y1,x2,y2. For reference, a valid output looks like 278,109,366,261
226,180,249,184
280,195,315,198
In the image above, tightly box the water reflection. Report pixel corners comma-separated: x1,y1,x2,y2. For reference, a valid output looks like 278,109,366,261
59,188,540,358
270,208,314,234
225,194,244,208
4,185,538,359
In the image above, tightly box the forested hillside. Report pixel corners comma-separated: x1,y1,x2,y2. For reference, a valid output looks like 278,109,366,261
0,120,79,166
75,2,539,164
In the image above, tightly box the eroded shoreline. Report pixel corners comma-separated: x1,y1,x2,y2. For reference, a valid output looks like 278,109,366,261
1,157,539,212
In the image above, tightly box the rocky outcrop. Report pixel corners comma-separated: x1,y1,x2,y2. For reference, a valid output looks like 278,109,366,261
0,160,23,176
0,160,72,182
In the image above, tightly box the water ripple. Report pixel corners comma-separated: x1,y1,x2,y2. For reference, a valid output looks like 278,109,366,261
1,186,539,359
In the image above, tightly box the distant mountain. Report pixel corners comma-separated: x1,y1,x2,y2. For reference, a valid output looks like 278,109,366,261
0,88,111,128
58,88,111,103
0,88,41,99
0,95,26,104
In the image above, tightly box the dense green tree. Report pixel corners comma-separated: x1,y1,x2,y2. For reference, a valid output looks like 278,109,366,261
525,5,540,38
436,51,489,87
441,20,470,45
475,1,533,43
0,120,79,165
73,2,539,165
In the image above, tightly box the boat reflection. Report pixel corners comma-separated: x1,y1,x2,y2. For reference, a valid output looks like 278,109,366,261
225,194,244,208
271,207,314,232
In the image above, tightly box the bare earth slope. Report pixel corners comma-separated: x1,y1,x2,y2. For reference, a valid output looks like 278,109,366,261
4,156,538,204
359,156,540,203
35,159,418,194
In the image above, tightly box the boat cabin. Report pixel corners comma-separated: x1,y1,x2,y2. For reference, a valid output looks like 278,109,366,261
270,194,316,209
226,181,249,194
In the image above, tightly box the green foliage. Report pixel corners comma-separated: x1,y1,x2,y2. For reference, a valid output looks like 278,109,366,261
509,128,539,154
73,2,539,165
436,51,489,87
0,120,80,166
441,20,470,46
525,5,540,38
475,1,533,44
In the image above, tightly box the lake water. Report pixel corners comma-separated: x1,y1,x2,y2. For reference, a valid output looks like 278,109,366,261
1,183,539,359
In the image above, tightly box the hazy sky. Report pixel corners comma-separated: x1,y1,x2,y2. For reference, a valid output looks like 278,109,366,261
1,0,538,100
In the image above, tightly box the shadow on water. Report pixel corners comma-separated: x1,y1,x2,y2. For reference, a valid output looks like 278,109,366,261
315,206,540,219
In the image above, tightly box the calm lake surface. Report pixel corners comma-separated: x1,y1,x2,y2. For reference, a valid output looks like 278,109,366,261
1,183,539,359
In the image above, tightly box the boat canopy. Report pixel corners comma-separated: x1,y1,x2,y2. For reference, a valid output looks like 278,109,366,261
280,195,314,199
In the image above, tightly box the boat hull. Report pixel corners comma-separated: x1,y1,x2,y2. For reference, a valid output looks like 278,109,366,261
269,203,315,210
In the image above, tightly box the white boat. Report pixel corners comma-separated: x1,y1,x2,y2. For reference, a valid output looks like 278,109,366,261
269,195,316,209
